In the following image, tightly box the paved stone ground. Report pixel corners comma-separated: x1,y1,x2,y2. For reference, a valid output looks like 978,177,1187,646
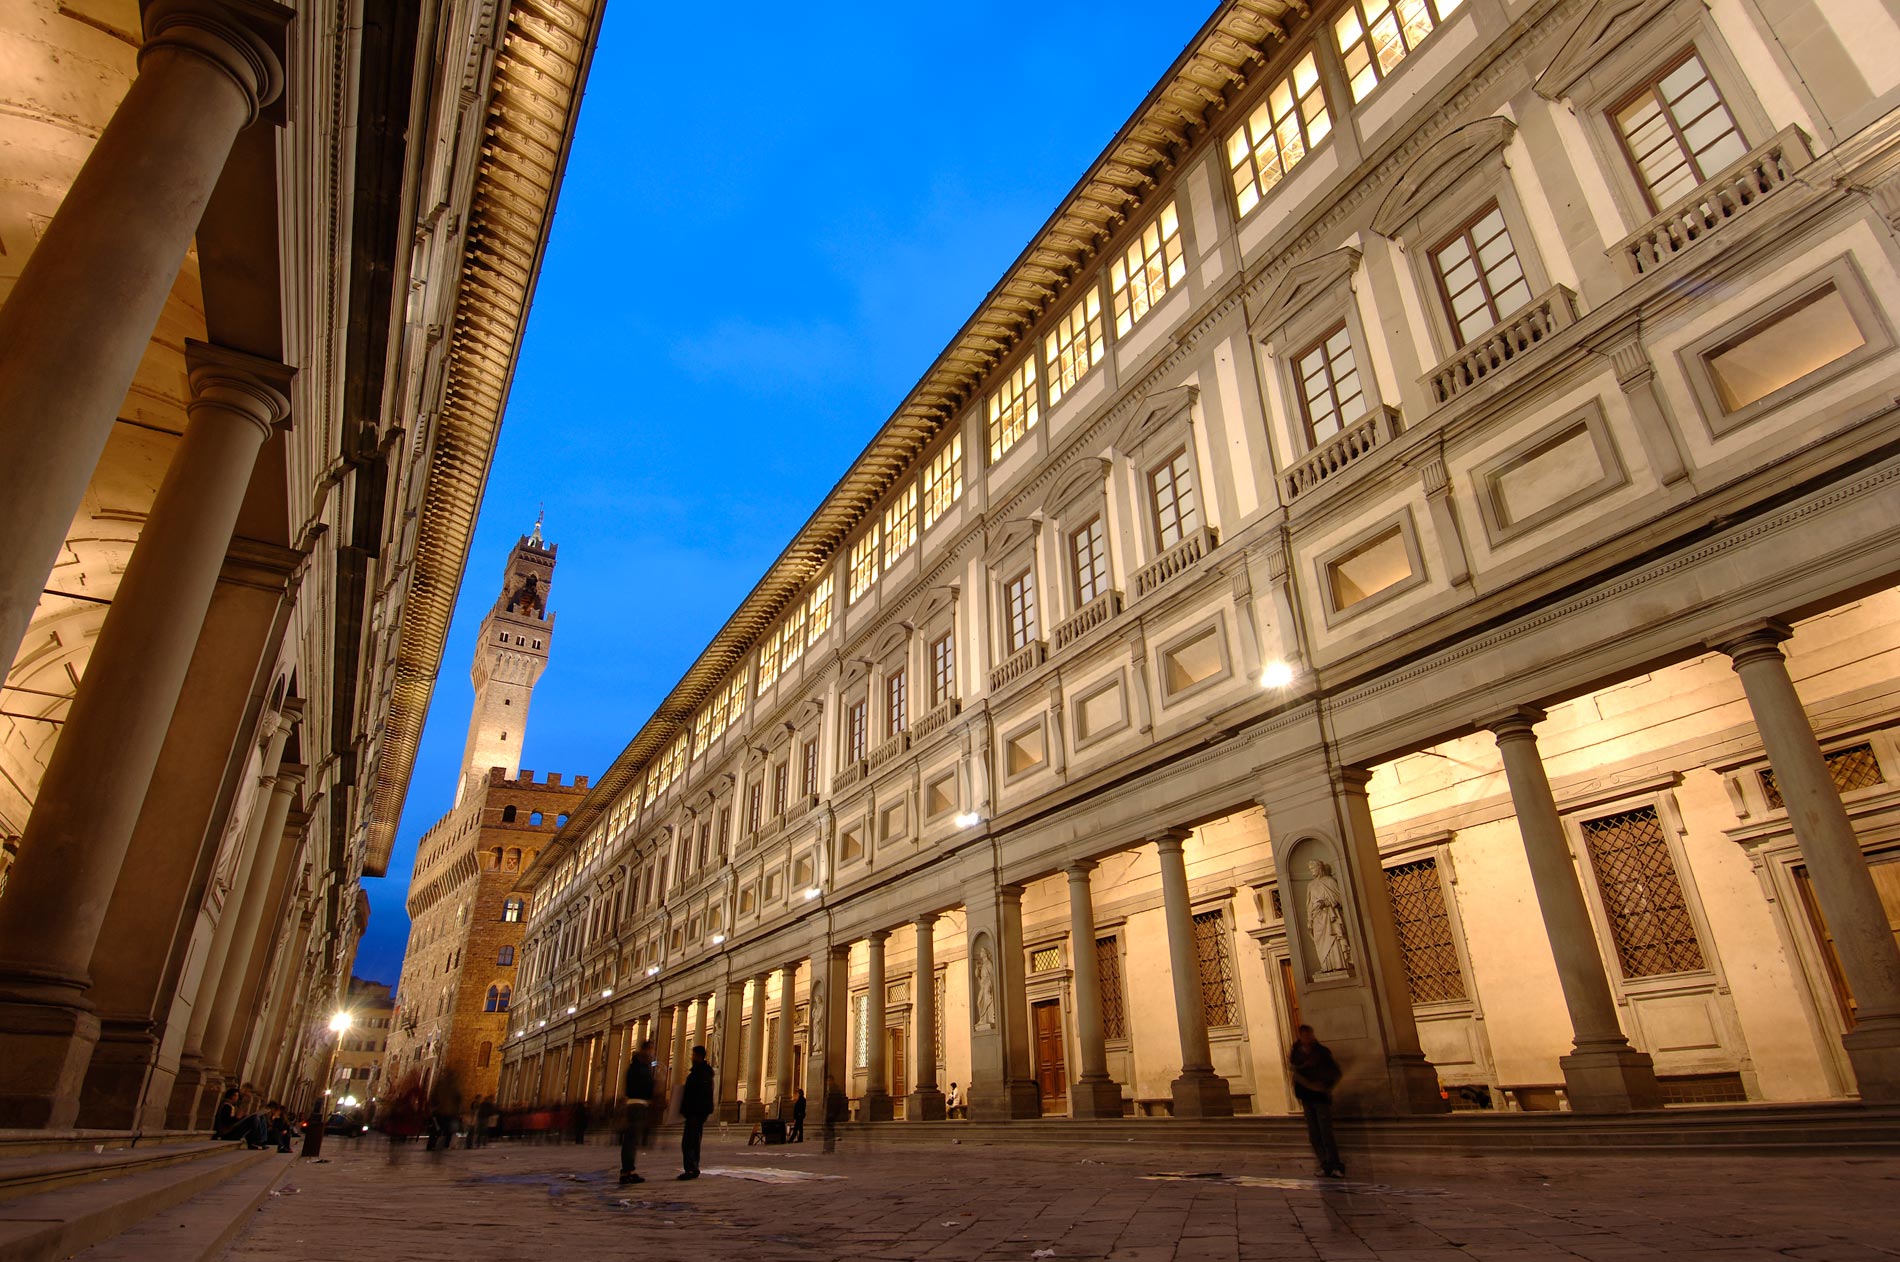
219,1129,1900,1261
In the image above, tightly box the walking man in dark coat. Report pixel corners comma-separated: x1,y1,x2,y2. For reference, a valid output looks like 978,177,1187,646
1288,1024,1346,1178
620,1039,657,1185
677,1045,714,1180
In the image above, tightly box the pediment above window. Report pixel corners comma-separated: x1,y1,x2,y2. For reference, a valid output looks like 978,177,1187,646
1535,0,1677,99
1045,457,1111,517
984,516,1041,566
918,583,959,622
1250,247,1363,340
1371,117,1517,236
871,623,912,662
1114,384,1199,456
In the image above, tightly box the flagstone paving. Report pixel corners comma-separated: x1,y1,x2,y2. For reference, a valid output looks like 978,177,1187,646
218,1127,1900,1261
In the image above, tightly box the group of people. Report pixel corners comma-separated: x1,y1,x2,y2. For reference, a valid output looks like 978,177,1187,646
618,1039,714,1183
211,1084,295,1153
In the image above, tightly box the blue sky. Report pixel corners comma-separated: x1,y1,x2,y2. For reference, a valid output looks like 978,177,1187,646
354,1,1216,985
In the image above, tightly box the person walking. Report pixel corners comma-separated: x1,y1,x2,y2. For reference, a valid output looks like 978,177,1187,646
788,1087,806,1143
620,1040,656,1185
427,1067,463,1155
1288,1024,1345,1178
821,1076,847,1155
677,1045,714,1180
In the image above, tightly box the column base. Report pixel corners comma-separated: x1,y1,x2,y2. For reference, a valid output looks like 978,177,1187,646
907,1088,946,1121
1843,1016,1900,1102
743,1098,767,1123
716,1101,743,1123
1169,1070,1234,1119
1559,1044,1662,1113
0,992,101,1129
1069,1077,1125,1119
76,1017,174,1130
168,1056,218,1131
1386,1052,1450,1116
862,1089,894,1122
969,1079,1042,1120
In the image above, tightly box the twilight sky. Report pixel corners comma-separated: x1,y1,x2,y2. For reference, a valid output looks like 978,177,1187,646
355,1,1215,986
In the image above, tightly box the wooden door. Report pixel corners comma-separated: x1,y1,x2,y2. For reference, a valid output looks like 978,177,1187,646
888,1028,908,1098
1032,1000,1066,1107
1797,857,1900,1027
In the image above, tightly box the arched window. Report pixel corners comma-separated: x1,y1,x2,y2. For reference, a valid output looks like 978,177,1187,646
502,897,524,923
501,805,517,823
556,814,569,827
529,810,544,826
498,945,515,966
496,984,511,1013
489,847,504,869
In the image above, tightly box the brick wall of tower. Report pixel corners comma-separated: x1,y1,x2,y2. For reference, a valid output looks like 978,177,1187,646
434,767,589,1102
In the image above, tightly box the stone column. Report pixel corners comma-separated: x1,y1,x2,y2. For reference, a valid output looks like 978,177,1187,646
670,1003,691,1119
806,946,850,1115
0,342,291,1128
653,1005,675,1082
1155,831,1234,1117
1487,707,1660,1111
0,0,287,674
863,931,892,1120
691,994,709,1054
773,962,797,1113
909,915,945,1120
744,973,769,1121
1064,862,1124,1117
717,980,746,1122
1717,623,1900,1100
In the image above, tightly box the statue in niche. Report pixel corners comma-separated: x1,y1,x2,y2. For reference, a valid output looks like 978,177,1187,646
1305,859,1355,977
972,938,998,1029
809,979,826,1060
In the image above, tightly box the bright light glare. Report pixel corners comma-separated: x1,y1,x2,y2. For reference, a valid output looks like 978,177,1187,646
329,1011,352,1033
953,811,982,829
1260,660,1295,689
602,988,613,998
646,964,660,976
566,1005,578,1015
803,886,821,901
712,933,727,945
341,1095,358,1108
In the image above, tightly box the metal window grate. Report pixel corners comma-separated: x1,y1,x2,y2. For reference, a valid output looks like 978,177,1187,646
1096,936,1127,1041
1580,805,1707,978
1030,945,1063,973
1192,909,1238,1027
935,972,946,1065
854,994,869,1069
1659,1072,1749,1105
1383,857,1466,1004
1758,742,1883,809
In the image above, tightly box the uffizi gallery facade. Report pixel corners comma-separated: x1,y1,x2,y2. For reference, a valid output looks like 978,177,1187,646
0,0,601,1129
497,0,1900,1127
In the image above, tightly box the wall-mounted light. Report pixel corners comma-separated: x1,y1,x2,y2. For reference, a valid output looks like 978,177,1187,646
803,886,821,901
566,1005,577,1015
953,811,982,829
1260,659,1296,689
646,964,660,976
538,1019,547,1028
712,933,727,945
601,988,613,999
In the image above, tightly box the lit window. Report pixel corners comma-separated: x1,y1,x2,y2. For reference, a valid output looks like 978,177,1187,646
1328,524,1413,610
1004,569,1038,653
1070,516,1109,606
502,898,524,923
645,735,687,806
1430,203,1532,346
929,632,955,708
1111,201,1187,336
887,667,908,736
1334,0,1464,103
1613,50,1747,211
883,485,918,567
694,672,748,754
758,624,784,693
923,434,963,529
1227,51,1331,215
772,763,788,818
849,530,881,602
1294,323,1367,446
1148,449,1201,550
847,700,868,764
807,574,834,641
781,603,806,671
987,357,1040,463
1045,289,1105,405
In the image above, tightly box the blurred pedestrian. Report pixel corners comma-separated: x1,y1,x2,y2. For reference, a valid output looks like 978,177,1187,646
677,1045,714,1180
1288,1024,1345,1178
620,1039,656,1185
427,1067,463,1155
787,1087,806,1143
821,1076,847,1154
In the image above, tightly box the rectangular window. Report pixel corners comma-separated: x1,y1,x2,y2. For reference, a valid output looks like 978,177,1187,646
1192,909,1238,1026
1070,516,1109,607
1148,448,1201,550
1334,0,1464,103
1383,858,1467,1003
1227,50,1332,216
1760,742,1884,809
1579,805,1707,978
1431,203,1533,346
1328,524,1413,610
987,357,1040,463
847,700,868,764
849,529,881,603
883,485,918,567
1004,569,1038,653
696,821,710,871
854,993,870,1069
716,806,731,856
1045,288,1105,405
757,624,784,694
929,632,955,708
772,763,788,818
1613,50,1747,211
1294,323,1366,446
807,574,834,642
746,781,763,834
1111,201,1186,336
922,433,964,529
886,667,908,736
1096,936,1127,1040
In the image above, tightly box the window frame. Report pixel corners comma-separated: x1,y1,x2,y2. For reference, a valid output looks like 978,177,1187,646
1110,200,1188,338
1226,47,1334,218
1428,199,1537,349
1315,508,1430,625
1068,514,1111,609
1291,321,1370,449
928,630,956,710
1608,46,1749,215
1003,567,1039,655
1146,445,1203,553
1332,0,1467,105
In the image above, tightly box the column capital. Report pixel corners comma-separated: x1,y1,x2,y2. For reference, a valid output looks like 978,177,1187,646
866,929,890,947
1480,705,1547,742
998,882,1025,904
1151,827,1193,855
184,341,292,441
1708,618,1794,670
141,0,290,128
912,910,939,931
1064,859,1098,880
271,761,307,792
1329,765,1374,796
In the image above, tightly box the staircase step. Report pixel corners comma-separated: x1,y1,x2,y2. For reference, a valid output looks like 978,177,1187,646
0,1147,266,1262
69,1152,294,1262
0,1141,240,1204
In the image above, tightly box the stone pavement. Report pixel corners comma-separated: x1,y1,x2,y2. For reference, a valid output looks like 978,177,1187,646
219,1128,1900,1261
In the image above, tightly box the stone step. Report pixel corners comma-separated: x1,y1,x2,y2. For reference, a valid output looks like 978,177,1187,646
0,1147,268,1262
68,1152,294,1262
0,1131,211,1159
0,1141,241,1204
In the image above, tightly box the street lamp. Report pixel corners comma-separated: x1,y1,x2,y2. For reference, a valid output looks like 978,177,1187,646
303,1010,353,1158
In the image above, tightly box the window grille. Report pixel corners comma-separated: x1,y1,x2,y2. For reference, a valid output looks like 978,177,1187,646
1096,936,1127,1041
1070,517,1109,607
1112,201,1186,335
854,993,870,1068
764,1017,778,1077
1192,909,1238,1026
1613,50,1747,210
1030,945,1063,972
1759,742,1883,809
1579,805,1707,978
935,972,946,1065
1383,857,1466,1003
1228,50,1331,214
1294,323,1366,446
1431,203,1532,346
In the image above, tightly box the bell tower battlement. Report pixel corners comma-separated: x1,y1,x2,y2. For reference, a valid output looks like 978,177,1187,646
458,515,558,805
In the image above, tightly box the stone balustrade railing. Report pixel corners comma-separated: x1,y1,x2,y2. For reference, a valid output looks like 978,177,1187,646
1617,126,1812,277
1133,525,1219,600
1283,405,1401,501
867,730,911,771
912,698,961,740
1053,590,1123,651
989,639,1047,692
1427,286,1579,405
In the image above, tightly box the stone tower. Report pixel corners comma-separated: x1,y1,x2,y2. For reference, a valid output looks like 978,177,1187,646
457,516,557,806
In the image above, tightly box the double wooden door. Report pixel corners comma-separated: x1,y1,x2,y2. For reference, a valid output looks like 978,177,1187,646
1032,1000,1066,1107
